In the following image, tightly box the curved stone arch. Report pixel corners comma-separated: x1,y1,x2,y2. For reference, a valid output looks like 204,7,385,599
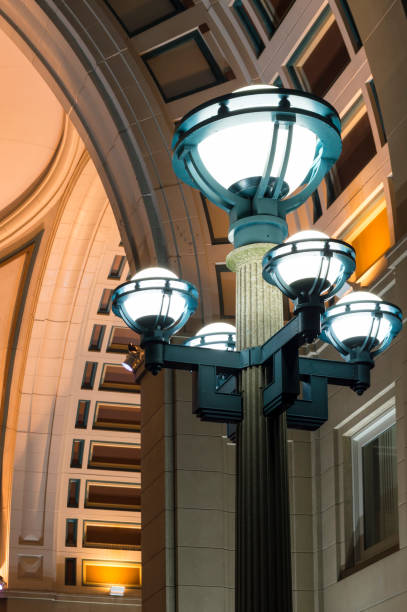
0,117,83,252
0,0,195,279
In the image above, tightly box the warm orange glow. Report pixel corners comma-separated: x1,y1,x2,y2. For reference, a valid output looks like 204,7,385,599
348,208,391,280
218,268,236,317
204,197,229,242
82,560,141,587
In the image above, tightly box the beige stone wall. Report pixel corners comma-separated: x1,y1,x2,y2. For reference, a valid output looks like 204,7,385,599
309,234,407,611
142,368,235,612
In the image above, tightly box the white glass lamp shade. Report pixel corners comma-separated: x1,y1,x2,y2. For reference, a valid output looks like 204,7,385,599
329,292,390,348
262,230,355,301
125,268,181,329
172,84,341,215
112,267,198,338
197,117,316,197
321,291,402,357
185,322,236,351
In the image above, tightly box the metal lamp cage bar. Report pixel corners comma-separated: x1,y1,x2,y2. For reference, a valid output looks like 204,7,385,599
321,300,402,358
112,277,199,340
185,331,236,350
172,88,342,216
262,238,356,301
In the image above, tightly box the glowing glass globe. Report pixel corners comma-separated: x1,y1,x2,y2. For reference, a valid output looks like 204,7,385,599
321,291,402,358
172,85,341,210
185,322,236,351
112,267,198,340
262,230,355,304
198,116,317,197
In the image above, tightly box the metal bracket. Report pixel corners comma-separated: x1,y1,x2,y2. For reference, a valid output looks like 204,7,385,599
263,342,300,417
286,376,328,430
262,354,372,429
193,365,242,423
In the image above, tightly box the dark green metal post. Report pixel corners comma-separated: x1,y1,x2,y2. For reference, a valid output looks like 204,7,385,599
227,245,292,612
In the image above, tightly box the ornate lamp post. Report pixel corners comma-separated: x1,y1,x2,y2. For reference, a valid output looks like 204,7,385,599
112,86,402,611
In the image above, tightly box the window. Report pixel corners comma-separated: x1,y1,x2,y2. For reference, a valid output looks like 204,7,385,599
81,361,98,389
352,409,398,562
88,442,141,471
70,439,85,469
142,31,225,102
99,363,140,392
332,98,376,194
336,0,362,51
107,326,140,353
65,558,76,586
67,479,80,508
233,1,265,57
367,79,387,145
250,0,294,37
83,521,141,550
287,8,350,97
93,401,141,431
85,481,141,511
88,324,106,351
105,0,186,37
98,289,113,315
75,400,90,429
201,195,229,244
65,519,78,547
216,265,236,319
108,255,126,279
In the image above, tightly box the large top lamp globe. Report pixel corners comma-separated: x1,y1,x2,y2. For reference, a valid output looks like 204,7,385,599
172,85,342,247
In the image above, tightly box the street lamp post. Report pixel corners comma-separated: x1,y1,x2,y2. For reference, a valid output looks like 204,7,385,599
112,86,402,611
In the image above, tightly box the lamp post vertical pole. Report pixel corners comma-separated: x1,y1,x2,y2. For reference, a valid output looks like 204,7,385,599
226,244,292,612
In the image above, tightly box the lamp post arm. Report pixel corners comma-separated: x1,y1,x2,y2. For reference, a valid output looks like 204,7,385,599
257,316,302,365
257,309,320,366
142,340,244,373
140,314,372,429
142,315,308,374
299,356,372,394
162,342,244,370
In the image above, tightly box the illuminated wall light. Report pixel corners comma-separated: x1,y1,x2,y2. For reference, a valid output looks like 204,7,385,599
346,205,391,280
82,559,141,587
110,585,125,596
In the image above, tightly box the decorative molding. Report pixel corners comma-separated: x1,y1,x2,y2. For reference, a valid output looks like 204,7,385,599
0,118,83,251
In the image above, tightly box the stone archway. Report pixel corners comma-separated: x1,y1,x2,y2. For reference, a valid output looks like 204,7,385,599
0,0,179,273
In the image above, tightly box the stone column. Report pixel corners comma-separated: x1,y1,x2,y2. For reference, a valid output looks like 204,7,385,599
226,244,292,612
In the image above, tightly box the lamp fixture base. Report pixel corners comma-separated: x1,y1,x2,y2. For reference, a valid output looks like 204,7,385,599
228,213,288,247
294,294,325,343
229,176,289,199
